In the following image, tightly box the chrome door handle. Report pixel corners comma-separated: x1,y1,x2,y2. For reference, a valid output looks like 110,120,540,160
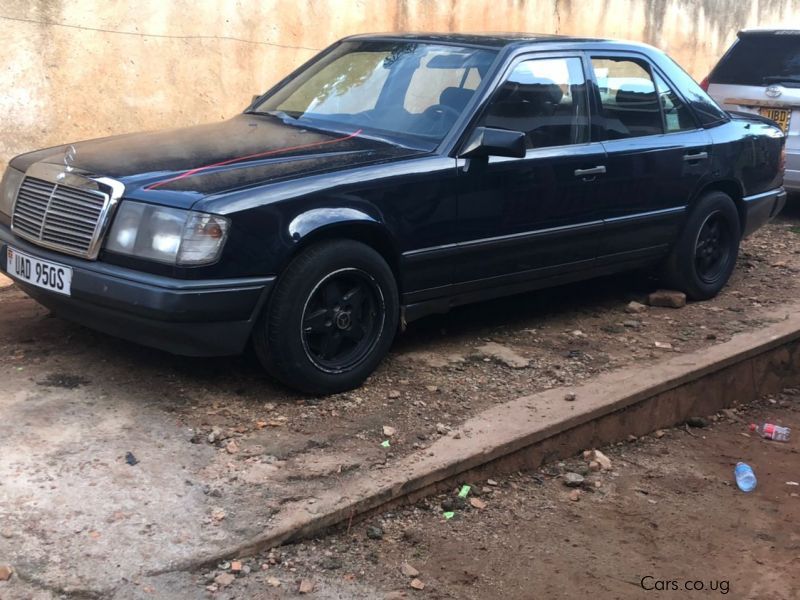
574,166,606,177
683,152,708,161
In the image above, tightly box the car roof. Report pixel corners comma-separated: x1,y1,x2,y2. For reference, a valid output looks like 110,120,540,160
342,31,621,49
739,28,800,36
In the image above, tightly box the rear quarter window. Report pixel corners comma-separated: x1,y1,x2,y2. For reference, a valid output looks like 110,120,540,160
711,34,800,87
658,57,728,127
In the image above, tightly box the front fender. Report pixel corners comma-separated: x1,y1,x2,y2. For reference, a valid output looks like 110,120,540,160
281,207,401,283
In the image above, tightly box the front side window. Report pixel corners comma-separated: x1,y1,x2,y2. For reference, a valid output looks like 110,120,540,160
591,57,663,139
253,41,497,146
479,57,589,149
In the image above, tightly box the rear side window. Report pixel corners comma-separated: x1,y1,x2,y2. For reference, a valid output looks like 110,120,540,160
711,34,800,87
591,55,720,135
591,57,663,139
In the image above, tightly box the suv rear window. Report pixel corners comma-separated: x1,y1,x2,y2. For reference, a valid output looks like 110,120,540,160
711,33,800,87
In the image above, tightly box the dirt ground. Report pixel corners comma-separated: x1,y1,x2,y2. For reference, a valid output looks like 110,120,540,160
2,206,800,598
5,213,800,470
191,389,800,600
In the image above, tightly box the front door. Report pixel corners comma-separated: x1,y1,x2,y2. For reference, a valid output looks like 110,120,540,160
454,54,607,292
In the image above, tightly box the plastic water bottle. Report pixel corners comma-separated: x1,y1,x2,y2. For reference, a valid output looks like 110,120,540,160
735,462,757,492
749,422,791,442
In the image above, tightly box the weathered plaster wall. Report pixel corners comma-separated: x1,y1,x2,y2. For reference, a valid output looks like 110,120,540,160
1,0,799,170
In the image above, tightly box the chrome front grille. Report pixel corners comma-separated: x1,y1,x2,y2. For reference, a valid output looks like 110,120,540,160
10,163,124,260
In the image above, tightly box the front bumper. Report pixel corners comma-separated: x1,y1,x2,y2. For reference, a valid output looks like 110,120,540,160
741,187,787,238
0,223,274,356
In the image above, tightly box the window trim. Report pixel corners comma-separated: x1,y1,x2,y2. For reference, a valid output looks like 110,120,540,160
454,51,594,156
584,51,703,142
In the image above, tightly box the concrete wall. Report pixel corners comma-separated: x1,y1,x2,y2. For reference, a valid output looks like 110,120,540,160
1,0,799,171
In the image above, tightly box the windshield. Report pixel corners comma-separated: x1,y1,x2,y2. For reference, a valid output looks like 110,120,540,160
251,41,498,146
711,34,800,87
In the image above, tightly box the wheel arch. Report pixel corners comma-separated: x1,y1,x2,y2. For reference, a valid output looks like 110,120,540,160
284,209,402,286
691,179,746,233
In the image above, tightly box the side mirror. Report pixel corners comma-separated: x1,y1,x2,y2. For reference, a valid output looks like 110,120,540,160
251,94,261,105
458,127,526,159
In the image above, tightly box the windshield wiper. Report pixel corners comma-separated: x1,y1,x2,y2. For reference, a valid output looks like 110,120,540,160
762,76,800,87
244,109,300,121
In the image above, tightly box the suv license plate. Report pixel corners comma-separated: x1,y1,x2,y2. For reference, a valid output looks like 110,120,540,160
758,107,791,134
6,247,72,296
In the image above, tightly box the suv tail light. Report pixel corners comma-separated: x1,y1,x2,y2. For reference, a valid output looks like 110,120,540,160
699,76,710,91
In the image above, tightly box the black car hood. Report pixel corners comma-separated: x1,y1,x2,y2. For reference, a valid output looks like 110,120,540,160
12,115,427,208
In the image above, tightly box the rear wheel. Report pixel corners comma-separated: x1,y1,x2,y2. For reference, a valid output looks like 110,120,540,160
253,240,399,394
661,191,741,300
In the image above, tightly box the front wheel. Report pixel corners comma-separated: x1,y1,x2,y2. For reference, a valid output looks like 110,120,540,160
253,240,399,395
661,191,741,300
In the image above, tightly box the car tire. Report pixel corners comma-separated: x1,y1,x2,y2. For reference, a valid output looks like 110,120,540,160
253,239,399,395
661,191,741,300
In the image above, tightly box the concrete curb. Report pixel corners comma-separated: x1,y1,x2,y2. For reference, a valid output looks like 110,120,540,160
164,307,800,571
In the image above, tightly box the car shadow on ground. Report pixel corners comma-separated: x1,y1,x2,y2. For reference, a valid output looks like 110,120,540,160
25,268,656,398
395,270,654,348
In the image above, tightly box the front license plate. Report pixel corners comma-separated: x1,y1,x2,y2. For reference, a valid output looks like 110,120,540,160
758,107,791,134
6,247,72,296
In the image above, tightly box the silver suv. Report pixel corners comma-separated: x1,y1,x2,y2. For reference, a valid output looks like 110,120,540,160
703,29,799,191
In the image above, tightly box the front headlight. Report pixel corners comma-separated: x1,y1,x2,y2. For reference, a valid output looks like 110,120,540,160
106,201,230,266
0,167,24,218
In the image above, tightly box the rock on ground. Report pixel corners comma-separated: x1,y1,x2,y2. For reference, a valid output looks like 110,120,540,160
625,301,647,314
475,342,530,369
589,449,613,471
396,351,465,368
563,472,585,487
648,290,687,308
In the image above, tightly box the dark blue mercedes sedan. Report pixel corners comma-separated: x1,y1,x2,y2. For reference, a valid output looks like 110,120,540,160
0,33,786,393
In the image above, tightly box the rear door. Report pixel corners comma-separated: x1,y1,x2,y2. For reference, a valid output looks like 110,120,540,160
706,31,800,189
587,53,712,264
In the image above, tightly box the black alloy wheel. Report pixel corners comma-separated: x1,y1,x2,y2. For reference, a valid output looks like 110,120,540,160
301,268,384,373
694,210,733,284
253,239,399,395
661,190,741,300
